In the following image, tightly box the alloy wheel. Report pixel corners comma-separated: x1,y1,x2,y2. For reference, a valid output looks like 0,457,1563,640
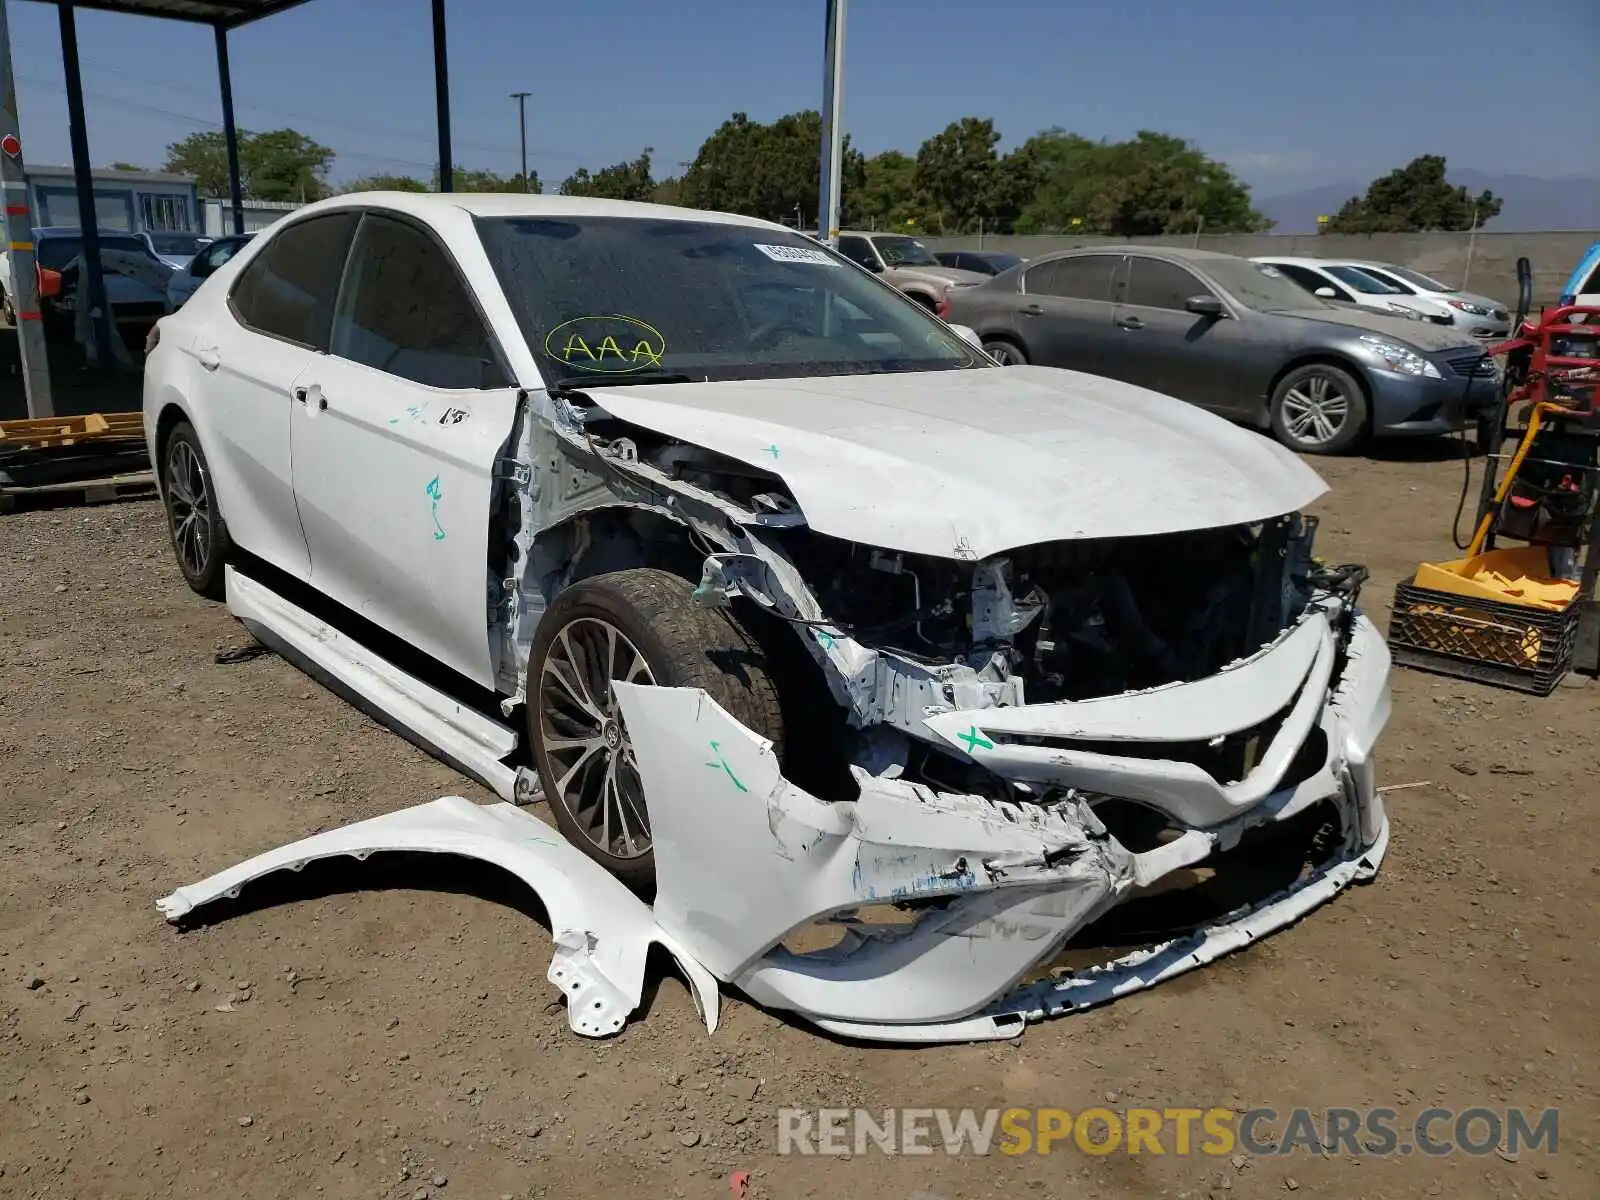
165,439,213,579
538,617,657,860
985,342,1023,366
1279,373,1350,446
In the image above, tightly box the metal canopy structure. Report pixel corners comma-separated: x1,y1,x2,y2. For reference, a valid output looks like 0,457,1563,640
32,1,314,27
3,0,455,418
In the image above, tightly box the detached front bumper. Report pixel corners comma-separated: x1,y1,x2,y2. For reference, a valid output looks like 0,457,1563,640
610,610,1393,1042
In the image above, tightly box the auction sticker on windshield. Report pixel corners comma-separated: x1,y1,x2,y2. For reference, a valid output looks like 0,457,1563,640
544,314,667,374
754,243,841,267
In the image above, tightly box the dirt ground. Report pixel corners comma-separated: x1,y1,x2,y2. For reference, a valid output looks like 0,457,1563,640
1,438,1595,1200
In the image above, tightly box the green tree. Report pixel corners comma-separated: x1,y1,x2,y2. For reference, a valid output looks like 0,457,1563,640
107,160,144,172
912,117,1009,233
162,128,335,201
1015,129,1269,236
240,129,335,202
680,111,864,225
1324,155,1500,233
652,176,684,207
560,149,655,201
847,150,919,228
341,173,429,193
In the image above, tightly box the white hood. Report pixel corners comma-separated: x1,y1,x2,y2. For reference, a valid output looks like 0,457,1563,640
589,365,1326,560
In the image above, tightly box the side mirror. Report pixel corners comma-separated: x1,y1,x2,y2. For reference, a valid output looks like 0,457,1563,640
1185,294,1224,316
1314,286,1337,299
865,259,885,273
947,323,983,349
1515,255,1533,327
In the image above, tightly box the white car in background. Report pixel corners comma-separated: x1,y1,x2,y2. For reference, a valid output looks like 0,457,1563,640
1252,256,1456,326
142,192,1391,1043
1326,260,1511,339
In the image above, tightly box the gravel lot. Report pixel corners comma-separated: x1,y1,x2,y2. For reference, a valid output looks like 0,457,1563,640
1,442,1595,1199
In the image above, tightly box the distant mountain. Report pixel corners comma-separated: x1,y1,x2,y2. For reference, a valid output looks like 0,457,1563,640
1256,172,1600,234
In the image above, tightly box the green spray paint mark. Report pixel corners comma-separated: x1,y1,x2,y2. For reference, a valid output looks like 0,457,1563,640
705,740,748,793
957,725,994,753
815,629,836,650
525,835,561,848
763,444,780,459
425,475,446,540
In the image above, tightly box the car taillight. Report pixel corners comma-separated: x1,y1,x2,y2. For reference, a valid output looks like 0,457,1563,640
936,293,951,318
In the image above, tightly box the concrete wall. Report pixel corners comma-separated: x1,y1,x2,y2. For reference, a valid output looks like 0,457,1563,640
918,230,1600,308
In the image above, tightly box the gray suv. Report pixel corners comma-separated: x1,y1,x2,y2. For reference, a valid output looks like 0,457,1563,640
945,246,1500,454
834,231,988,311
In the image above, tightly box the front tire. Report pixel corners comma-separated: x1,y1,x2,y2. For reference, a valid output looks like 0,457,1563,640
526,568,786,890
983,338,1028,366
160,420,232,599
1269,363,1368,455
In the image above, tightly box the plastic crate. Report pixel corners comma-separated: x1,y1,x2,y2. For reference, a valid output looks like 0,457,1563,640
1388,580,1579,695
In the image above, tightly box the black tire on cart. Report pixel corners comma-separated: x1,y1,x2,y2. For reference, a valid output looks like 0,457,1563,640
160,419,233,600
525,567,786,890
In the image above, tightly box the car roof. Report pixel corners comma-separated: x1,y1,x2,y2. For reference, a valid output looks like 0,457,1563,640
34,226,146,237
285,191,793,234
1032,245,1250,266
1248,255,1341,267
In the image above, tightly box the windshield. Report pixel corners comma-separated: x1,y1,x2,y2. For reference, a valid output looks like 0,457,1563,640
1326,265,1405,295
1206,259,1329,312
873,235,941,267
1379,264,1453,293
35,233,151,271
980,253,1021,272
148,232,206,256
476,216,984,385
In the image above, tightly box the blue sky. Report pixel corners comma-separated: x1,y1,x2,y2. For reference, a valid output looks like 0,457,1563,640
3,0,1594,197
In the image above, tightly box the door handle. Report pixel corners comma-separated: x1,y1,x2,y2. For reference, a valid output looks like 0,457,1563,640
1018,303,1043,317
1116,316,1144,330
197,347,220,371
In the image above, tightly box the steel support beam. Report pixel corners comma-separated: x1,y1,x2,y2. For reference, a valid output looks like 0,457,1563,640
0,0,53,416
431,0,452,192
817,0,846,247
57,0,114,370
215,23,244,235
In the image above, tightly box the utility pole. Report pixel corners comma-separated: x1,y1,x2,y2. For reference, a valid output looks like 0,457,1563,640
817,0,847,248
1462,201,1480,291
0,0,51,415
509,91,530,191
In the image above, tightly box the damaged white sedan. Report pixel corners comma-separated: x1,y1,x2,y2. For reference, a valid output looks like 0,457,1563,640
145,193,1391,1042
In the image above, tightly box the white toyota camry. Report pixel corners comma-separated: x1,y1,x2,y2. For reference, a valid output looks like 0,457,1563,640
143,192,1393,1041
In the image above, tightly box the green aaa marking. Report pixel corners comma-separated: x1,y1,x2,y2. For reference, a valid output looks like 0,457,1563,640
705,740,748,792
957,725,994,753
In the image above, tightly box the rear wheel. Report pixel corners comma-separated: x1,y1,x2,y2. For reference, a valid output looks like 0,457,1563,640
983,338,1028,366
1270,363,1368,455
526,568,785,890
160,420,232,599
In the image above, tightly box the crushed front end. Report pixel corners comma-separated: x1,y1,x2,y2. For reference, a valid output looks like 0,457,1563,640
625,511,1392,1041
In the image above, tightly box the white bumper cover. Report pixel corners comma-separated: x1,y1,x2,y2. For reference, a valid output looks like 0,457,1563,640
159,615,1391,1045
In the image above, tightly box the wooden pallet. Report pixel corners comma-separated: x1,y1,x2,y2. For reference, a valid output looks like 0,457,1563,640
0,412,145,451
0,468,156,513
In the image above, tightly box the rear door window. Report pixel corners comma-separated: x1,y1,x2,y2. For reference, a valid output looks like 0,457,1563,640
229,212,358,350
1024,255,1122,302
836,236,878,269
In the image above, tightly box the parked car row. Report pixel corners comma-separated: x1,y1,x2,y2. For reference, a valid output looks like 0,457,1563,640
0,227,255,333
944,246,1500,454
